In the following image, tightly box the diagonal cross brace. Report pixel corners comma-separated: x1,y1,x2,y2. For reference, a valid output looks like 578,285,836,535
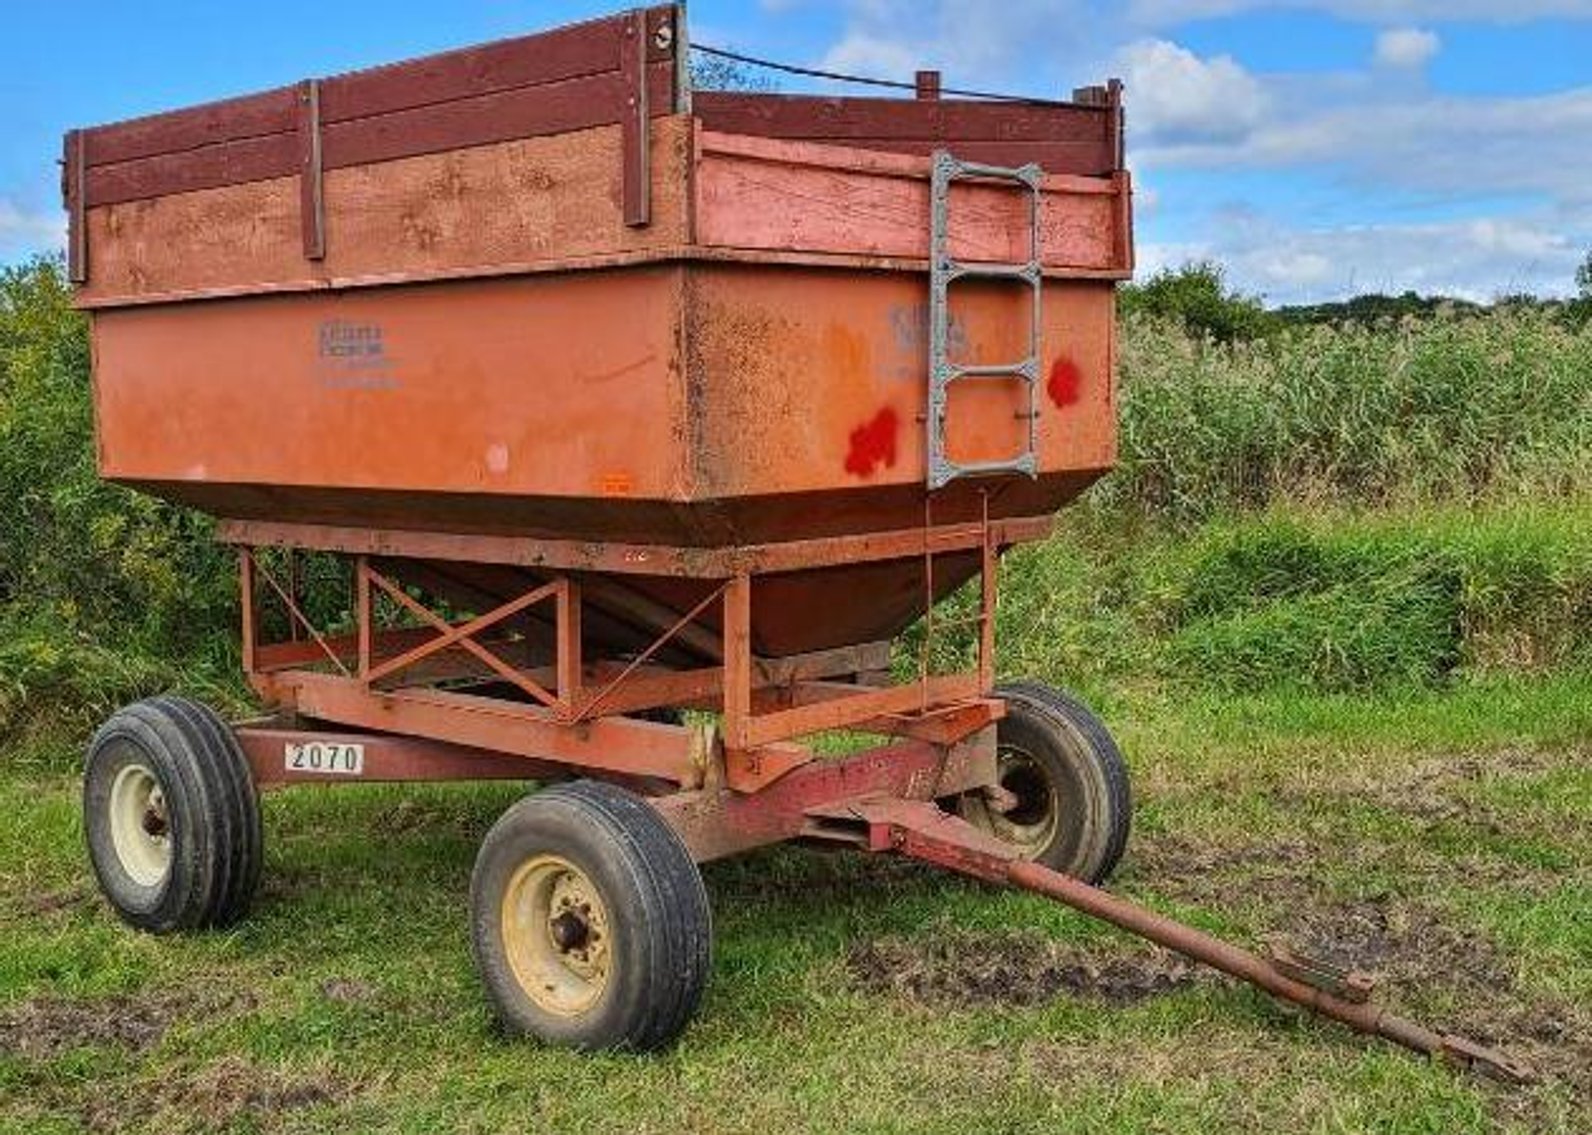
362,565,562,707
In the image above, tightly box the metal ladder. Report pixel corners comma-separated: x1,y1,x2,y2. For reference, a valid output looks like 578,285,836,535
926,151,1044,491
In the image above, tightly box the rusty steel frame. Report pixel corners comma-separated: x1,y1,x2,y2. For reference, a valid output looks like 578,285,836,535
237,725,567,787
217,515,1053,577
236,515,1006,794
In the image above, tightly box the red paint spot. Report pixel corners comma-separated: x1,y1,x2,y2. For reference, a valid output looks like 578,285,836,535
844,407,899,477
1047,357,1082,408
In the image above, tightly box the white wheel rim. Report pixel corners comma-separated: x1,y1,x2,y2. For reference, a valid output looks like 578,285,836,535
109,763,172,888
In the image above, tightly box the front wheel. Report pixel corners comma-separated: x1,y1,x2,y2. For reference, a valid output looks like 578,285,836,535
470,780,712,1051
83,696,263,932
959,682,1131,884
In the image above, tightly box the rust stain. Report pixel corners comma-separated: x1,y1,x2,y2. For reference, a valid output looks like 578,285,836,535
844,407,899,477
1047,356,1082,408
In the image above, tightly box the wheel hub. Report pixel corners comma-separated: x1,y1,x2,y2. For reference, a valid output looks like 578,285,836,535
983,745,1060,856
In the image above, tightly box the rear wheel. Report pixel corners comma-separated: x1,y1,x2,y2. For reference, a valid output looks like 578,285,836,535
83,696,263,932
959,682,1131,884
470,780,711,1051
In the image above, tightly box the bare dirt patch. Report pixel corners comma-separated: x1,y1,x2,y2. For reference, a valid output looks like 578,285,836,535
1126,833,1323,910
846,928,1202,1009
75,1055,351,1134
1284,897,1517,995
1286,746,1587,844
0,987,254,1062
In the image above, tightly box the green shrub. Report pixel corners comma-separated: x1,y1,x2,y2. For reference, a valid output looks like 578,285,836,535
1117,261,1275,343
998,506,1592,695
1164,581,1463,693
0,257,237,750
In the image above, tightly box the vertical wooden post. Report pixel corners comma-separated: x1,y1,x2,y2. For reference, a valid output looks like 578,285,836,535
356,557,373,681
620,8,651,227
722,574,753,749
1107,77,1125,171
557,577,584,715
297,78,326,260
63,130,88,284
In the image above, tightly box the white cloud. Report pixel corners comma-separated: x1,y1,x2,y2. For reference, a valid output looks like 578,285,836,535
1135,86,1592,212
1373,27,1440,67
1115,40,1267,143
813,0,1098,89
789,0,1592,301
1159,210,1586,302
820,31,922,78
0,199,65,262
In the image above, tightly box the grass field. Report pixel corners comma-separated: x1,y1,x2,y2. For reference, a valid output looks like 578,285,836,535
2,673,1588,1135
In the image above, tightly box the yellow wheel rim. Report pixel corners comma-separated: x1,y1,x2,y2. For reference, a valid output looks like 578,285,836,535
500,854,612,1018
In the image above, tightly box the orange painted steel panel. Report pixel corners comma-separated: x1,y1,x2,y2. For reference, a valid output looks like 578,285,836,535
94,267,689,510
95,263,1112,548
685,266,1115,502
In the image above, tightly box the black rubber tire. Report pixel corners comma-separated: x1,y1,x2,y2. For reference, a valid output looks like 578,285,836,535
83,696,263,933
959,681,1132,884
470,780,712,1052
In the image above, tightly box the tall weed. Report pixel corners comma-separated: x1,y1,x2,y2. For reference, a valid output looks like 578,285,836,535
1103,312,1592,522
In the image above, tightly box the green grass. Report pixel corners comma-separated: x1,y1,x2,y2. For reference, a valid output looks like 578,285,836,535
2,676,1588,1134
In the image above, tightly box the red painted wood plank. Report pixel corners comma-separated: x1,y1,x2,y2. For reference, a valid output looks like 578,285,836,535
695,137,1121,269
804,137,1114,174
84,63,676,208
86,132,298,208
82,87,297,168
320,63,674,172
317,12,630,124
77,5,680,174
693,92,1111,145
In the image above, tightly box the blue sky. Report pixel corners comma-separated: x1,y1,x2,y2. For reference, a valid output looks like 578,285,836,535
3,0,1590,302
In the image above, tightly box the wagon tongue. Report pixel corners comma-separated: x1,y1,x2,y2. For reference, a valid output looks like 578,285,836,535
820,796,1537,1086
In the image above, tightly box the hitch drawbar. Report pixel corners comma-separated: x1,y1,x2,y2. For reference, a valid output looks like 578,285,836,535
822,797,1535,1085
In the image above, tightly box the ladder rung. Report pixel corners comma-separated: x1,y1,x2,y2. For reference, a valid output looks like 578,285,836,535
939,360,1038,381
935,153,1043,188
928,453,1039,490
944,261,1041,283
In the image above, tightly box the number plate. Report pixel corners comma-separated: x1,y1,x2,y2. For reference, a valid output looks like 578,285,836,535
284,741,365,776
